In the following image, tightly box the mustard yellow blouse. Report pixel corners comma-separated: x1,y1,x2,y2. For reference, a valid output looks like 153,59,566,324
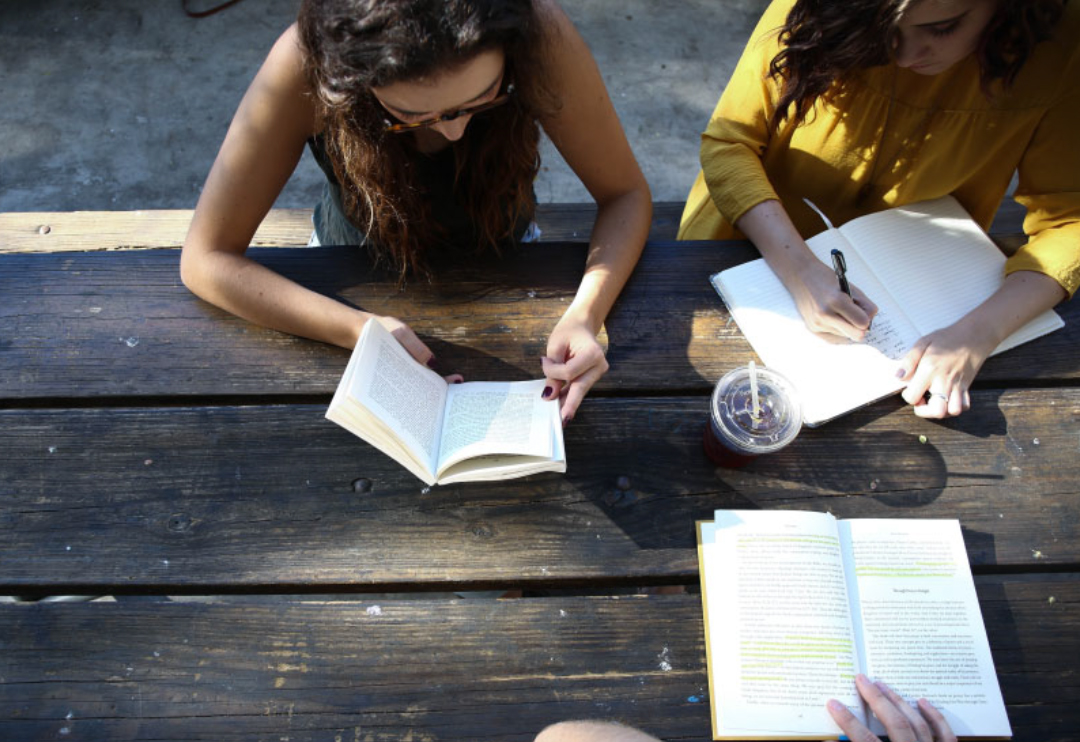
678,0,1080,297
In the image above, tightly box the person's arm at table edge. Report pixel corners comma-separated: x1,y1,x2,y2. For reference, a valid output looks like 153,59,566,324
534,0,652,421
692,1,878,342
899,65,1079,418
179,25,435,361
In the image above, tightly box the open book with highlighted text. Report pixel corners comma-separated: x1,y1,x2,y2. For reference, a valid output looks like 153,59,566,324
697,510,1011,740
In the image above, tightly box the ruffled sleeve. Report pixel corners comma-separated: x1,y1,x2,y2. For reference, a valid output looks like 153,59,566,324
680,0,793,237
1008,82,1080,297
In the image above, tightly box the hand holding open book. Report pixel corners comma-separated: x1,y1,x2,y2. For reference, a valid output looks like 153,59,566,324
696,510,1011,740
326,318,565,486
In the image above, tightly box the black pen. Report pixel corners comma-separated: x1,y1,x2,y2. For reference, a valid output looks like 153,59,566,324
831,248,873,332
830,248,852,299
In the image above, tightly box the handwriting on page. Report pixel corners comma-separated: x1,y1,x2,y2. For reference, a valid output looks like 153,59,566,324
840,200,1006,335
862,311,910,361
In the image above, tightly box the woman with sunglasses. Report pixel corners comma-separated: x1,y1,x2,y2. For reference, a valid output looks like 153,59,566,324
181,0,651,424
679,0,1079,419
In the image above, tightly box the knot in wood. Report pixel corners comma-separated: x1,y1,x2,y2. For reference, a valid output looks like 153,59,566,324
167,513,192,533
351,477,373,494
616,476,631,491
37,224,52,235
469,522,495,539
604,485,638,507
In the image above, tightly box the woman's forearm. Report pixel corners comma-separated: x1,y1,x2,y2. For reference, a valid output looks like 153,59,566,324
735,199,818,281
957,269,1066,347
564,186,651,332
735,198,877,338
180,248,369,349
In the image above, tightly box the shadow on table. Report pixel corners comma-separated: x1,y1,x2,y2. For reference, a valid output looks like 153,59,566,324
567,410,961,553
255,241,754,397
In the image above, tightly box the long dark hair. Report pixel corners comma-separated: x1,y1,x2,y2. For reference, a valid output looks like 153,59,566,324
297,0,554,279
768,0,1067,129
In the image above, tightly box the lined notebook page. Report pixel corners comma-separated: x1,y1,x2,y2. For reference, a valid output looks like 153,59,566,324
839,195,1063,353
711,232,914,426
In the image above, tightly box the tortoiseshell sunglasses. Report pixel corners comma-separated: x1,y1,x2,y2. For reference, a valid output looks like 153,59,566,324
383,84,515,133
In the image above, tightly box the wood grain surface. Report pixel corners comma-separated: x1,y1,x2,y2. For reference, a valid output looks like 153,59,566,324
1,199,1073,742
0,203,686,253
2,389,1075,593
0,579,1076,742
2,243,1076,400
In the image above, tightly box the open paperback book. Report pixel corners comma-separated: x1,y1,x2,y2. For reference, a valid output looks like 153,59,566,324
697,510,1011,740
710,195,1064,426
326,318,565,486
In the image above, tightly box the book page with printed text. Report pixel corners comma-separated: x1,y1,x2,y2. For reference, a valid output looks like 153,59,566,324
839,519,1011,739
699,510,865,738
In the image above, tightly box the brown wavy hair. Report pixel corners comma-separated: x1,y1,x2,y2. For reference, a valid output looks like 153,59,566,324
768,0,1068,129
297,0,554,279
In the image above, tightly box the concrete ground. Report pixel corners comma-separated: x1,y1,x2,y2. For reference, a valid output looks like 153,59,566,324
0,0,767,213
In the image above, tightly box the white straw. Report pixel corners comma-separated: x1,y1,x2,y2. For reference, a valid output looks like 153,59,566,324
749,360,761,418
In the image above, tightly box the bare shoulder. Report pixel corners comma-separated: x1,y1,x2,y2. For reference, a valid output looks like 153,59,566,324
528,0,601,108
533,0,572,32
261,24,314,98
532,0,586,59
243,23,319,137
526,0,648,205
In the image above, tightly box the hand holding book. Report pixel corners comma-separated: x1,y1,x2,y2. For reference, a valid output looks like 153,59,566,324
541,308,609,427
696,511,1011,739
896,269,1067,419
367,314,438,368
828,675,958,742
534,678,960,741
326,318,566,486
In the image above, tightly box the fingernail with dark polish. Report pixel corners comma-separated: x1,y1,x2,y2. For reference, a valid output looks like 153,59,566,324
454,379,463,384
895,368,905,379
542,386,553,399
426,356,437,368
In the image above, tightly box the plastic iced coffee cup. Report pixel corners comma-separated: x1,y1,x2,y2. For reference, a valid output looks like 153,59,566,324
703,365,802,468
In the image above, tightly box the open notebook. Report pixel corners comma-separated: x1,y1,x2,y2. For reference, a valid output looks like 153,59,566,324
710,196,1064,426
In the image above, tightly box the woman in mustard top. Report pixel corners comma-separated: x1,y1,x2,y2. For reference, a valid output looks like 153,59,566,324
680,0,1079,419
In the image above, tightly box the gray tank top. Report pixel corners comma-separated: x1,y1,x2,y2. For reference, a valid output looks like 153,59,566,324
306,134,533,252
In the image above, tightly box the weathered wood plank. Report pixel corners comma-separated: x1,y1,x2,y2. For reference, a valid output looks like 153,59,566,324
2,389,1076,592
0,198,1025,254
0,576,1077,741
2,244,1075,400
0,209,316,253
0,203,685,253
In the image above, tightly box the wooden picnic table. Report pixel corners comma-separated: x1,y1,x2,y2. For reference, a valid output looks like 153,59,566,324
1,203,1078,741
